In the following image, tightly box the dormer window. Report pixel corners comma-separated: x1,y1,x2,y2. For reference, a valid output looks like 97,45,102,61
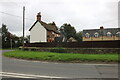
85,33,90,38
94,32,99,38
107,32,112,37
116,32,120,37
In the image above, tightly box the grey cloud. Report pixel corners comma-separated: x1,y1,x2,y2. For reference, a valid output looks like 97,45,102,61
1,0,118,36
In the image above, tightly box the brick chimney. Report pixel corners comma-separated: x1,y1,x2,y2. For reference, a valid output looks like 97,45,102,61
37,12,41,21
100,26,104,29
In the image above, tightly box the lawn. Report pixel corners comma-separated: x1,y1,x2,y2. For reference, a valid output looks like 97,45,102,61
3,50,119,63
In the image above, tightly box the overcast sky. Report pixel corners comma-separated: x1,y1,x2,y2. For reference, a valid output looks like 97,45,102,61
0,0,119,36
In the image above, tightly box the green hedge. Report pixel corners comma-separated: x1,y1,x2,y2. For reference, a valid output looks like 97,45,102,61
21,47,120,54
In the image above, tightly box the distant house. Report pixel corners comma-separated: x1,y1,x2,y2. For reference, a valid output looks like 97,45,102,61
29,12,60,43
82,26,120,41
67,37,77,42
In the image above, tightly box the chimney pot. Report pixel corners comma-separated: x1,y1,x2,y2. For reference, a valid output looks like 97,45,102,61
37,12,41,21
100,26,104,29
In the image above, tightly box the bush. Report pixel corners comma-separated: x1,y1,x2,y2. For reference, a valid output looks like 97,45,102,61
50,47,67,53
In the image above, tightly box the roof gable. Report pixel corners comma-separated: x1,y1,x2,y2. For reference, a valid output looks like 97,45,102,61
29,20,38,31
29,20,59,34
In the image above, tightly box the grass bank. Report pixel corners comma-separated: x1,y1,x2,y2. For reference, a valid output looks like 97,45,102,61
2,48,19,50
3,50,119,63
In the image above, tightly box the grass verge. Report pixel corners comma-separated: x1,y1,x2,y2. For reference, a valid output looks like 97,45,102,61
2,48,19,50
3,50,119,63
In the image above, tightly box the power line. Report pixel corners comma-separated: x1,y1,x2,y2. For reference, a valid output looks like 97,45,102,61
0,11,22,18
0,11,34,21
0,11,116,24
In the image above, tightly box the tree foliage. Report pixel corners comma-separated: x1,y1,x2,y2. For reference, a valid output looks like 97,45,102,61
1,24,23,48
60,23,76,42
1,24,10,48
74,31,82,41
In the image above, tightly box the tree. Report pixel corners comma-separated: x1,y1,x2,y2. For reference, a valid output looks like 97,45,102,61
2,24,8,35
74,31,83,41
1,24,10,48
1,24,22,48
26,35,30,43
60,23,76,42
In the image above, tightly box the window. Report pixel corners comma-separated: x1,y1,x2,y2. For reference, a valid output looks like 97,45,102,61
52,32,54,35
116,32,120,37
94,32,99,38
107,32,112,37
85,33,90,38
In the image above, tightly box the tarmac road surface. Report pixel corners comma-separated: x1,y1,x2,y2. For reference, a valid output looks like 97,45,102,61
1,50,119,80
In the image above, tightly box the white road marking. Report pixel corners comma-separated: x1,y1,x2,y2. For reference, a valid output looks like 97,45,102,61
2,74,35,78
0,72,65,79
80,63,118,66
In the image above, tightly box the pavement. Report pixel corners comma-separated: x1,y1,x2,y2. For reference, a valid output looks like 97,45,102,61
1,50,119,80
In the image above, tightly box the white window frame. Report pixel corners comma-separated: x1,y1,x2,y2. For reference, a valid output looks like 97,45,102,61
52,32,54,35
94,32,99,38
116,32,120,37
85,33,90,38
107,32,112,37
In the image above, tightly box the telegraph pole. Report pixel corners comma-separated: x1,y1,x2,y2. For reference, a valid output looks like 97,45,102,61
10,39,12,49
23,6,25,50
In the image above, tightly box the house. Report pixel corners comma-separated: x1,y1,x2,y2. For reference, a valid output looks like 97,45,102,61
82,26,120,41
67,37,77,42
29,12,60,43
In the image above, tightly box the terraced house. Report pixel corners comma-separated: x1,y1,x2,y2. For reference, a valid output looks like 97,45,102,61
82,26,120,41
29,12,60,43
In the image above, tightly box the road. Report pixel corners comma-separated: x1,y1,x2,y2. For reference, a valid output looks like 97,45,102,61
1,50,119,80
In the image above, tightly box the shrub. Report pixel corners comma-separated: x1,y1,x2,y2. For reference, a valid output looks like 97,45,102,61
50,47,67,53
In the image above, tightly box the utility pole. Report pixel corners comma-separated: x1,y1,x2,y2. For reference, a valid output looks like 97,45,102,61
10,34,12,49
23,6,25,50
10,39,12,49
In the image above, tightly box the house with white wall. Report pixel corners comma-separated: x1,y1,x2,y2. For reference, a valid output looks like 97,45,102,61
29,12,60,43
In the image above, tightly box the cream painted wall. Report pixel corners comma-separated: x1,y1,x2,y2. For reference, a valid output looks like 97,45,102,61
83,36,120,41
30,22,47,43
